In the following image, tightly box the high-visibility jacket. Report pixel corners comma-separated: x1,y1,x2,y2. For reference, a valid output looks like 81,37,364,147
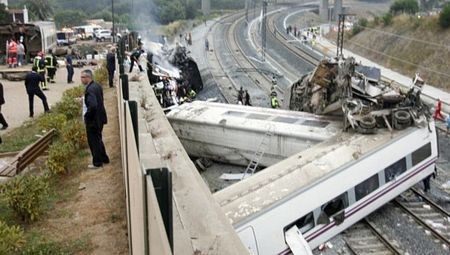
45,54,56,68
271,96,279,108
33,56,46,72
8,41,17,54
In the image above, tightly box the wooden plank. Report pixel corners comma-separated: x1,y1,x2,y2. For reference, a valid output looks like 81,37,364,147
0,129,55,177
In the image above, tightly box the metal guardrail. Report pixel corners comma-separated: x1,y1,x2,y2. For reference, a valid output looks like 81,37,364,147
0,129,56,177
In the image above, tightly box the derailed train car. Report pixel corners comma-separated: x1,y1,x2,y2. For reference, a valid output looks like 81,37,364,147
0,21,56,63
287,57,430,134
146,42,203,107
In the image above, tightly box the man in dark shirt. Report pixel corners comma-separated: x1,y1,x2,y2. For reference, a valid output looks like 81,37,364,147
129,47,143,73
106,47,116,87
81,69,109,169
24,66,50,118
65,49,74,83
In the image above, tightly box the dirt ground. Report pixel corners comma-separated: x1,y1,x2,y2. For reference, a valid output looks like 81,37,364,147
36,86,129,254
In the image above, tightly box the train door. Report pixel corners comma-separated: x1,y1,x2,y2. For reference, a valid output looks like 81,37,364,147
285,225,313,255
238,226,259,255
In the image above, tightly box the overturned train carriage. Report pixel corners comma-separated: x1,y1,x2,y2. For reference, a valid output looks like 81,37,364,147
0,22,56,63
286,58,430,134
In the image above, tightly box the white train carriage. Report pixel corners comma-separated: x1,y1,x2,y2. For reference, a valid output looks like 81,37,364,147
166,101,341,167
214,121,438,254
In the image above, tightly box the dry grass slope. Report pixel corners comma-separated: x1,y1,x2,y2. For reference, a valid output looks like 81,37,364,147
347,14,450,90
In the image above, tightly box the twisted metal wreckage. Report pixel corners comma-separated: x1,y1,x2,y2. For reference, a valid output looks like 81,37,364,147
287,57,430,134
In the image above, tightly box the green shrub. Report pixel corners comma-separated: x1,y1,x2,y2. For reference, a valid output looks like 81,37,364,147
0,220,25,253
93,61,108,87
439,4,450,28
61,120,87,149
1,175,49,222
61,86,84,101
53,97,82,121
37,113,67,134
46,141,76,175
382,12,393,26
390,0,419,15
352,18,368,36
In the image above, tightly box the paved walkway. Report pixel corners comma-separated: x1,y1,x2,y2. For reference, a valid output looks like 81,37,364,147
0,65,82,134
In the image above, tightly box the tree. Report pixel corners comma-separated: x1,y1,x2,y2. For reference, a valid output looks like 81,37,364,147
54,10,87,29
157,0,185,24
0,4,9,23
22,0,54,20
390,0,419,15
439,4,450,28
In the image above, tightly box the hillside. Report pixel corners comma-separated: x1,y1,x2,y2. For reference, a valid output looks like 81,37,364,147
346,14,450,91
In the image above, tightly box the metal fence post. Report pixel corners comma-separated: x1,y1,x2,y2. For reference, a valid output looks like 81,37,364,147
121,74,129,100
145,167,173,252
128,100,139,152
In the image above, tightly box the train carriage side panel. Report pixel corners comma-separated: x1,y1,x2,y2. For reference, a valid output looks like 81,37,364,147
233,124,437,255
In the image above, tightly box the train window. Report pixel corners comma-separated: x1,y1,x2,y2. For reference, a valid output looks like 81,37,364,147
317,193,348,225
223,111,245,117
412,143,431,166
286,212,315,234
300,119,329,128
273,116,298,124
247,113,270,120
384,158,407,182
355,173,379,201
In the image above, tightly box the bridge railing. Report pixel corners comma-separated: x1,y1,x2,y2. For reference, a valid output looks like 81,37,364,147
117,40,172,255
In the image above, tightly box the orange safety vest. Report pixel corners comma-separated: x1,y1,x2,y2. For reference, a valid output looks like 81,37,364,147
8,41,17,54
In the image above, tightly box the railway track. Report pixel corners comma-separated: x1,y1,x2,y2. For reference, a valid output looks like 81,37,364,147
344,219,402,255
394,188,450,249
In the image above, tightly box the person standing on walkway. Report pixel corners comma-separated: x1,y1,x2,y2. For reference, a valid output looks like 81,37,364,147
7,38,17,68
106,47,116,88
45,49,58,83
17,42,25,66
0,82,8,129
81,70,109,169
33,51,48,90
433,98,444,120
205,38,209,51
24,66,50,118
65,50,74,83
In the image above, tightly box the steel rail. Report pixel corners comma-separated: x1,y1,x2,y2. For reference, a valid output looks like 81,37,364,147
393,199,450,246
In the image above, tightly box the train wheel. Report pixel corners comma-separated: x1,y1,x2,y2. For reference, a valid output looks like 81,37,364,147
394,110,411,124
359,115,376,129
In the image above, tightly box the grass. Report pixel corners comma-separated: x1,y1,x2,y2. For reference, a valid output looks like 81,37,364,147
19,231,90,255
0,120,42,153
0,98,93,254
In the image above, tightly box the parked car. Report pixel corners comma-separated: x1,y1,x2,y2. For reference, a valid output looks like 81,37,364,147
95,30,112,42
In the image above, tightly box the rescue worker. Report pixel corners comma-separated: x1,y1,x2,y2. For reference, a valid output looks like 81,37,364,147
244,89,251,106
45,49,57,83
33,51,48,90
433,98,444,120
7,38,18,68
270,90,279,108
237,86,244,105
129,47,143,73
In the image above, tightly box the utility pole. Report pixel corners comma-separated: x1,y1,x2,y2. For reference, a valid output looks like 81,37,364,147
336,14,354,58
261,1,267,61
245,0,249,23
112,0,115,43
